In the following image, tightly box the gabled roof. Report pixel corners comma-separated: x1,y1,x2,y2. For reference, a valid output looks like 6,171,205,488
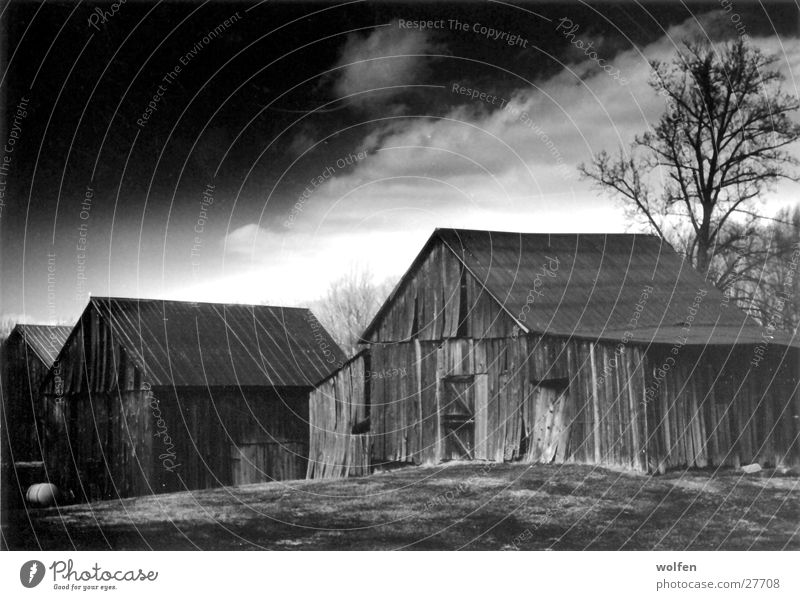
61,297,346,388
364,228,799,348
8,324,73,367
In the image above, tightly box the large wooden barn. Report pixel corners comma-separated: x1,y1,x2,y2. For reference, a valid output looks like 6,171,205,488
39,297,344,501
308,228,800,478
1,325,72,507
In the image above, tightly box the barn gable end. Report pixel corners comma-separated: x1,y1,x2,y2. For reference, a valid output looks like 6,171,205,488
363,233,520,343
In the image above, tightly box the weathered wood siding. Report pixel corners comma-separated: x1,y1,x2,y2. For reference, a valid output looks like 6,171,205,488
307,355,371,479
647,345,800,470
366,336,635,468
156,386,309,492
312,336,799,475
40,311,144,399
42,386,310,499
368,241,517,342
40,310,151,500
41,390,154,500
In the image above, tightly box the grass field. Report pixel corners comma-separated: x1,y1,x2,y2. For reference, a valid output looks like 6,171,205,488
5,462,798,550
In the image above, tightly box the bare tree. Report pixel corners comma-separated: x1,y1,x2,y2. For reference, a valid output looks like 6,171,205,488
722,206,800,330
581,39,800,280
311,265,395,356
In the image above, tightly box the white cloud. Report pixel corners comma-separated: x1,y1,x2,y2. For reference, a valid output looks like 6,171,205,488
332,23,443,109
223,223,270,258
308,10,800,230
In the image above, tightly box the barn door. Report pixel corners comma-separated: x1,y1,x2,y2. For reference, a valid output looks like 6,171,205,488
522,379,569,463
442,375,475,460
229,443,254,486
230,441,307,485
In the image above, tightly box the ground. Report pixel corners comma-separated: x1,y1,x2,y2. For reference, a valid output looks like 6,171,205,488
4,462,798,550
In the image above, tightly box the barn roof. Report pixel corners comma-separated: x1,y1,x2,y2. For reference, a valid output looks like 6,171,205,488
68,297,346,388
364,228,799,348
9,324,73,367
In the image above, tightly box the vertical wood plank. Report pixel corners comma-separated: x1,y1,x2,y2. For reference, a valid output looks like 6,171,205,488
589,343,601,464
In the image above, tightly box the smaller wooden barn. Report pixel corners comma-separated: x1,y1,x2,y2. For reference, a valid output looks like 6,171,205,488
1,325,72,507
308,228,800,478
39,297,345,501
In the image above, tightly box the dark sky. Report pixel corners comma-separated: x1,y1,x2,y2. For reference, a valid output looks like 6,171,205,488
2,0,798,323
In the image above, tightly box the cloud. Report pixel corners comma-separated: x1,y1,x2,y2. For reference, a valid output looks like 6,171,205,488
311,9,800,223
287,125,320,158
205,12,800,305
223,223,271,258
332,23,443,110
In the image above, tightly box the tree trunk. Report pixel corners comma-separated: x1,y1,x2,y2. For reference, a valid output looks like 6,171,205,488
696,236,711,276
696,203,713,278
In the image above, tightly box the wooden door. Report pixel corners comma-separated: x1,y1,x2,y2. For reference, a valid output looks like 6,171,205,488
441,375,475,460
230,441,308,485
522,380,569,463
229,443,252,486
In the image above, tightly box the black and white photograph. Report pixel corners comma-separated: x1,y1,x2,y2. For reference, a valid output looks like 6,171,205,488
0,0,799,595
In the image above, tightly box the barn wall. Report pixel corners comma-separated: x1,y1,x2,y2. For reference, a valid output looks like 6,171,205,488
155,386,310,493
312,335,799,476
646,345,800,470
39,309,152,501
1,333,49,463
561,338,650,471
40,389,153,501
307,355,371,479
42,386,311,500
368,241,517,343
2,335,50,514
366,336,650,470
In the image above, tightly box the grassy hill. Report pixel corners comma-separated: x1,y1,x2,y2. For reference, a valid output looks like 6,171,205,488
5,462,798,550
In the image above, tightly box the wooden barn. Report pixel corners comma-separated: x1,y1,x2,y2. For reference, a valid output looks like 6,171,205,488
1,325,72,507
39,297,345,501
308,228,800,478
